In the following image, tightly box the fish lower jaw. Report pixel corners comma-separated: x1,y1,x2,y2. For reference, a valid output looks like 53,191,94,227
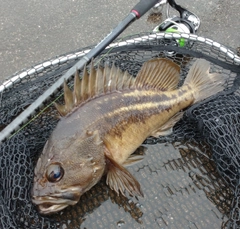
32,195,79,215
38,203,71,215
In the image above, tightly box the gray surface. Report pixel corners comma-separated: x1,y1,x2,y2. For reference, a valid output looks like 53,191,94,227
0,0,239,83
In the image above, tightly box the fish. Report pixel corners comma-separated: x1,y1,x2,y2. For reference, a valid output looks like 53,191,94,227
31,58,224,214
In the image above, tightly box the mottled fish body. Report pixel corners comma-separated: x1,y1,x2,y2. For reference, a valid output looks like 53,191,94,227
32,58,224,214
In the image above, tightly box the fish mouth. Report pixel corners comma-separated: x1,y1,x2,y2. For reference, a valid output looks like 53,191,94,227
32,189,82,214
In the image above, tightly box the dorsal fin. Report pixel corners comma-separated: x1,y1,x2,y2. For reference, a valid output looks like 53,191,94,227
54,61,136,116
88,61,96,97
135,58,180,91
81,65,90,101
73,70,81,104
54,58,180,117
95,65,104,95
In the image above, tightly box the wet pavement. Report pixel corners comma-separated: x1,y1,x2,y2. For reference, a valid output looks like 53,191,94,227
0,0,239,82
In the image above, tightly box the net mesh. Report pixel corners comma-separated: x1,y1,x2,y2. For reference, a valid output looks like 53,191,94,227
0,32,240,229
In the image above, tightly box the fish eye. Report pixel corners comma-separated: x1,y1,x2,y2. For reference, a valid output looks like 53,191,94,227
46,163,64,182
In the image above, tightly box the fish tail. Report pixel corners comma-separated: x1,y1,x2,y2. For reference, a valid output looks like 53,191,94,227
183,59,224,103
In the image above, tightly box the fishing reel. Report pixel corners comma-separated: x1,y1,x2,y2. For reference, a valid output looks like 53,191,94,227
152,0,200,47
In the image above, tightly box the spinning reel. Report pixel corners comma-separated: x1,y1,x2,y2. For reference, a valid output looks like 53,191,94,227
153,0,200,44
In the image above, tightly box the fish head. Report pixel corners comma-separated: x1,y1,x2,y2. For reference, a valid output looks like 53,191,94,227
32,130,106,214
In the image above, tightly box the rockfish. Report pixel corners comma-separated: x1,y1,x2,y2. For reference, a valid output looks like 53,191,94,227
32,58,224,214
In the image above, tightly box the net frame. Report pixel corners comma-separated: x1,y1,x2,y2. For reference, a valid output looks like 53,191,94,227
0,32,240,229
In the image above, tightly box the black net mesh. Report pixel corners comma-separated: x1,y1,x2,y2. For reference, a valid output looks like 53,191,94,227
0,32,240,229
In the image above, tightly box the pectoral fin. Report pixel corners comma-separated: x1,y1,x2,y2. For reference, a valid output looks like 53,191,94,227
105,155,143,197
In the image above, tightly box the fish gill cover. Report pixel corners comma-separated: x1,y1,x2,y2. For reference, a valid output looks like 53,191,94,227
0,33,240,229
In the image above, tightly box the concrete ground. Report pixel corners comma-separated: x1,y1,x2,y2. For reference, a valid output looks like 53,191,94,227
0,0,239,82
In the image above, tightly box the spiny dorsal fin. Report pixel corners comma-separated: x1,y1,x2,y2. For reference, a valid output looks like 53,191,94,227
73,70,81,104
88,61,96,97
54,61,136,116
54,58,180,117
95,65,104,95
135,58,180,91
54,80,74,116
81,65,90,101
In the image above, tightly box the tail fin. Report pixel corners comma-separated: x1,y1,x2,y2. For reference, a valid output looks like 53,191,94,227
183,59,224,103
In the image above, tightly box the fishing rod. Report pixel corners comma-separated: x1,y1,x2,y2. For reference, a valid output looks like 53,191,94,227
0,0,160,143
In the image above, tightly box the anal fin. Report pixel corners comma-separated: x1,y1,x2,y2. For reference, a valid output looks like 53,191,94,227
122,146,147,167
151,111,184,137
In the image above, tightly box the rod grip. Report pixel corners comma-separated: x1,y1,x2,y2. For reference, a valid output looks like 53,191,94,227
131,0,160,18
